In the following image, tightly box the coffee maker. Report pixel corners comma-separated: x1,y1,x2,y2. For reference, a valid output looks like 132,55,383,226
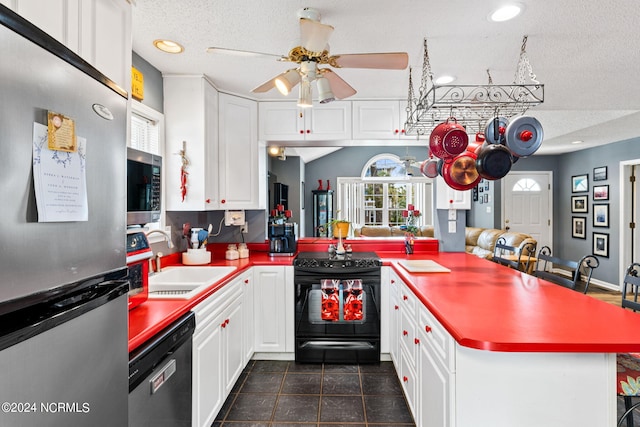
268,222,297,256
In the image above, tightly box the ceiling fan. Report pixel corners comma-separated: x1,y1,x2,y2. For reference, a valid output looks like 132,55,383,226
206,7,409,107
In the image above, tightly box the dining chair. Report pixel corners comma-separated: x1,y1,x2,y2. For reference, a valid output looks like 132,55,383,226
492,237,537,274
617,263,640,427
533,246,599,293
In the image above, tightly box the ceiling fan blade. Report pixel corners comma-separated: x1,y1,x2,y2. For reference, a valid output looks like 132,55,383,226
300,18,334,53
332,52,409,69
206,46,285,60
322,69,357,100
251,76,278,93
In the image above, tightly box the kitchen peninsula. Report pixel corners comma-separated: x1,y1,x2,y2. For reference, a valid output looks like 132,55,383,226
129,242,640,427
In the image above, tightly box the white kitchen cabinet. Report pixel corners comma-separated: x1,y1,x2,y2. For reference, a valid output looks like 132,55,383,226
239,270,254,364
417,302,455,427
164,75,219,211
252,265,294,354
388,268,401,365
218,93,265,209
436,176,471,209
258,101,351,141
352,100,414,140
192,278,244,427
3,0,132,90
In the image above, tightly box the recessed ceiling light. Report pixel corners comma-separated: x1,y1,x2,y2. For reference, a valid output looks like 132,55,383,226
153,39,184,54
434,75,456,85
489,4,523,22
571,140,584,145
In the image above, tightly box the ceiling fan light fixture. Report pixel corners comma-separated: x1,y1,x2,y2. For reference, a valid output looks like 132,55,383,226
316,76,335,104
297,79,313,108
275,69,301,95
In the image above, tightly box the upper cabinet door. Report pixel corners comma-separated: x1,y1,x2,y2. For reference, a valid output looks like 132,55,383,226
218,93,264,210
352,100,401,139
258,102,303,141
4,0,132,90
304,101,352,141
258,101,351,141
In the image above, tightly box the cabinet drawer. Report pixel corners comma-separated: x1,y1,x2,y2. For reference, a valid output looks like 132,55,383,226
193,280,242,329
399,282,416,317
418,304,455,372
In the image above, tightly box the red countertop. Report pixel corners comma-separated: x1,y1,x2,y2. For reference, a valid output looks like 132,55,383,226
128,250,294,352
384,252,640,353
129,244,640,355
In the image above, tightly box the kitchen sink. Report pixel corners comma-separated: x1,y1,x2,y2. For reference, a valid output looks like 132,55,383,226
148,266,237,300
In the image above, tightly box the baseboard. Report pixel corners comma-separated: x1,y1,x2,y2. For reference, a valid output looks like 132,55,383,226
551,268,619,292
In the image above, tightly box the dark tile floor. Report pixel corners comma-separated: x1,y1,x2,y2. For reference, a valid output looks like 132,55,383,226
213,360,415,427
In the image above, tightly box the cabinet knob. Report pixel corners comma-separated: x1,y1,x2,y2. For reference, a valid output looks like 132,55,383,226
206,198,211,203
391,279,395,284
394,305,399,310
403,330,408,336
401,129,406,134
221,322,226,328
403,376,408,382
394,129,399,134
225,319,230,325
221,199,226,204
244,279,249,284
425,325,432,333
403,295,408,301
414,338,420,345
299,130,304,134
306,129,310,133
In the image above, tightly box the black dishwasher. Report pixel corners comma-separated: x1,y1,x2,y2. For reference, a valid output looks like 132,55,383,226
129,311,195,427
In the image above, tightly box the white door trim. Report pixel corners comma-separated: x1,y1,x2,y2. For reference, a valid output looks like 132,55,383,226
619,159,640,289
500,170,553,251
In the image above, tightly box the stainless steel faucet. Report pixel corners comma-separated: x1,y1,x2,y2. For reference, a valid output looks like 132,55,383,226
145,229,174,248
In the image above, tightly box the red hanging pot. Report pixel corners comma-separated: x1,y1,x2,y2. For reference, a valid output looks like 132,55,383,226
429,117,469,159
441,150,481,191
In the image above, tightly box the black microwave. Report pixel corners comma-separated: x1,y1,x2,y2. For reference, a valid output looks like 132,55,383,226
127,147,161,226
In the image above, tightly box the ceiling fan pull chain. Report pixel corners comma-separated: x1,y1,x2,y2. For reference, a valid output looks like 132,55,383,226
486,69,494,85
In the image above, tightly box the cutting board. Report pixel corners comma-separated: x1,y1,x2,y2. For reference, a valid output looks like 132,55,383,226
399,260,451,273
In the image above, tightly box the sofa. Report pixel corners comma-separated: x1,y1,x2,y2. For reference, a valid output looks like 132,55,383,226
353,225,536,259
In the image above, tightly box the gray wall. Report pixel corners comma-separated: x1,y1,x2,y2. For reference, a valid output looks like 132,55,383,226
132,52,164,113
303,145,430,237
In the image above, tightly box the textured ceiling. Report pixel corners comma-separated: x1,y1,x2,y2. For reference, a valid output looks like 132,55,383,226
132,0,640,158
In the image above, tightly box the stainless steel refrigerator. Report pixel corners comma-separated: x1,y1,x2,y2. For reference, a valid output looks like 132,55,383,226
0,6,129,426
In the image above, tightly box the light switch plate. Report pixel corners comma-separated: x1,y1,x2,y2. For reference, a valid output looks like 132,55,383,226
448,209,456,220
448,220,457,233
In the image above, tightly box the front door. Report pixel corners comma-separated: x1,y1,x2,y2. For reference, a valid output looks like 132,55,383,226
501,171,553,252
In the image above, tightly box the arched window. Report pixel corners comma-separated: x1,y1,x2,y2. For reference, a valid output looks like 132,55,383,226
336,154,433,229
512,178,541,192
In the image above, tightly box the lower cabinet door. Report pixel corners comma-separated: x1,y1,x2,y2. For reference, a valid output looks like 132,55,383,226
419,338,452,427
222,296,245,396
192,315,224,427
399,347,418,420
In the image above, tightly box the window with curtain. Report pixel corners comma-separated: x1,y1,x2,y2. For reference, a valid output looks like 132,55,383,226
336,154,433,228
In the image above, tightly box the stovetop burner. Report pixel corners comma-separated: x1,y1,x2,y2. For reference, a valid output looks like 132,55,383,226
293,252,381,269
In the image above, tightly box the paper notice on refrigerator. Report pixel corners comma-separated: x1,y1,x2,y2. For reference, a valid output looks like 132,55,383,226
33,122,88,222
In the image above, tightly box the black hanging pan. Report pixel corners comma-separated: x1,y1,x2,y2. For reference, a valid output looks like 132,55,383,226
484,116,509,144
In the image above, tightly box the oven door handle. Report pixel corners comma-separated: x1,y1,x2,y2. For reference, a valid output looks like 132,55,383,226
299,341,376,350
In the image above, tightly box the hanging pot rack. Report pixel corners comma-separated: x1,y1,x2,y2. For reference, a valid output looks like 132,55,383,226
404,36,544,136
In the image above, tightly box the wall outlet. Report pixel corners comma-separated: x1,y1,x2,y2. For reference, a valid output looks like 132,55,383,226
241,222,248,234
224,210,245,226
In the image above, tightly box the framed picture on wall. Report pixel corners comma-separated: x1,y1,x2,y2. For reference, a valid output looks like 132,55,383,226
571,195,588,213
572,174,589,193
593,185,609,201
593,204,609,227
593,232,609,257
572,217,586,239
593,166,608,181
